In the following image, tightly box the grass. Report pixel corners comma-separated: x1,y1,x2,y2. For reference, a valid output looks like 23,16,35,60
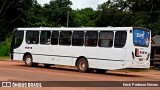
115,67,160,73
125,68,150,72
0,56,10,61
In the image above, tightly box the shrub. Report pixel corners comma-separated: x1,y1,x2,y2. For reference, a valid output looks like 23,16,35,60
0,37,12,56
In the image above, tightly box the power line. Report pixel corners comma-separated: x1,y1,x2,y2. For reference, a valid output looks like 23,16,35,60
97,10,160,15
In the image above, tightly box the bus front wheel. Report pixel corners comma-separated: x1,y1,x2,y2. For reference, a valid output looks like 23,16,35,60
77,58,89,73
24,55,33,67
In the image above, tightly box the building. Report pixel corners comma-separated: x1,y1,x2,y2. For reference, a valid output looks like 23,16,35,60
151,35,160,68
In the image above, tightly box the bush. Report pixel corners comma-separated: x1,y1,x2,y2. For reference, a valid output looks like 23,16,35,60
0,37,12,56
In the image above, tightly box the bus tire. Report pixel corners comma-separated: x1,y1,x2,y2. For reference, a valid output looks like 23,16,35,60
24,55,33,67
44,64,51,68
96,69,106,74
77,58,89,73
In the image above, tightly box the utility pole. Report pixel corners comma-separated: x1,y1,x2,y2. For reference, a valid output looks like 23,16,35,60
67,11,69,27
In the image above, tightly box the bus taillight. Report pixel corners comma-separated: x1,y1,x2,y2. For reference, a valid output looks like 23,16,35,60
135,48,141,57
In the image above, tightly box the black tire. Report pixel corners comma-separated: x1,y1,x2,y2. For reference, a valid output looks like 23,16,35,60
44,64,51,68
77,58,89,73
24,55,33,67
96,69,106,74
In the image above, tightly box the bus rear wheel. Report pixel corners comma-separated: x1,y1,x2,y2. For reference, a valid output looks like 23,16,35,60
77,58,89,73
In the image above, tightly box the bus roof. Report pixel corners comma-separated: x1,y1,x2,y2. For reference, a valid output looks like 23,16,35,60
15,27,148,31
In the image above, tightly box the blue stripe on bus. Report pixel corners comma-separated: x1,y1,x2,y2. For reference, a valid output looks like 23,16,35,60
14,52,125,62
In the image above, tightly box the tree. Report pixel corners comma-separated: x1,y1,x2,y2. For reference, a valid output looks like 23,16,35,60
25,0,50,27
43,0,72,27
72,8,96,27
0,0,32,41
96,0,127,27
95,0,160,35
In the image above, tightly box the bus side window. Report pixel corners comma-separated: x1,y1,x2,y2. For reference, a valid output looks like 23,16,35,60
26,31,39,44
85,31,98,47
51,31,59,45
99,31,114,47
72,31,84,46
40,31,51,45
114,31,127,48
59,31,72,46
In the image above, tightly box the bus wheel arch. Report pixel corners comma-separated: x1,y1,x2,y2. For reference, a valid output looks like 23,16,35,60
23,52,32,61
76,56,89,73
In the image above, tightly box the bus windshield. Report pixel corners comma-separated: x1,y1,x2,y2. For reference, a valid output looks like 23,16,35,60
133,29,150,47
11,31,24,48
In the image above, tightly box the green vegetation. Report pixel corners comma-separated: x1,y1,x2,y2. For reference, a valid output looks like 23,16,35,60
126,69,150,72
1,0,160,56
115,68,150,73
0,37,11,56
0,56,10,61
97,0,160,35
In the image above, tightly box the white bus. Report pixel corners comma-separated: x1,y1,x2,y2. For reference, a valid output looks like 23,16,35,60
10,27,151,73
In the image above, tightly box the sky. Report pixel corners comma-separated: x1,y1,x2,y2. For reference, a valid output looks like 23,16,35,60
37,0,108,10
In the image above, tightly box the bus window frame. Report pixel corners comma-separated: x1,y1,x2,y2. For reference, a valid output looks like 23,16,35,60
114,31,127,48
85,31,98,47
11,30,24,49
26,31,39,44
72,31,84,46
40,31,51,45
51,31,59,45
98,31,114,47
59,31,72,46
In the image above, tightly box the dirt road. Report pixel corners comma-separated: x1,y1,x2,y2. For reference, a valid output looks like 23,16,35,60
0,60,160,90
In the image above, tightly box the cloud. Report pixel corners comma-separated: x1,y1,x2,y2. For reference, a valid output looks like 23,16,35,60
37,0,50,5
37,0,108,10
71,0,108,10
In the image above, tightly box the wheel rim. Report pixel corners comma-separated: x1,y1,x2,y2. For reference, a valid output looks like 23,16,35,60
26,57,31,64
79,61,86,70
